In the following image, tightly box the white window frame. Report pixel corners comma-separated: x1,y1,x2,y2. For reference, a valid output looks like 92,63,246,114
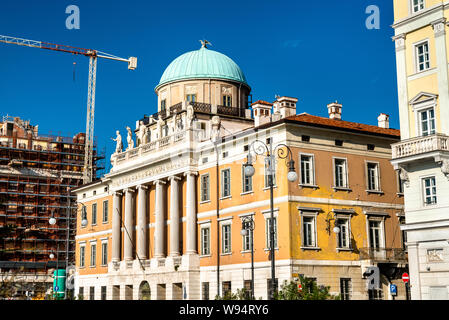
90,241,97,267
299,210,320,250
200,224,211,256
241,164,253,194
333,157,349,189
91,203,97,226
102,200,108,223
79,243,86,268
366,217,385,250
221,222,232,255
262,209,279,250
366,161,381,192
418,107,436,136
414,40,430,73
299,153,316,186
410,0,425,14
101,240,108,266
335,215,351,250
200,173,210,203
240,213,255,252
221,168,231,199
422,175,437,206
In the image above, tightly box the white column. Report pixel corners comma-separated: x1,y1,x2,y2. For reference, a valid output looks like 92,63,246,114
124,188,135,261
185,171,198,254
407,241,422,300
169,176,181,256
137,185,148,260
393,33,410,139
432,18,449,134
154,180,166,258
112,191,122,262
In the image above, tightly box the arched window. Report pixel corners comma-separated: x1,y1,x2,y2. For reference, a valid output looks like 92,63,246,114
139,281,151,300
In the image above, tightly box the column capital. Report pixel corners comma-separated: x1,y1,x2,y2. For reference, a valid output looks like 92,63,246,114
392,33,406,52
113,191,123,196
137,184,148,190
153,179,166,185
168,175,182,181
184,171,198,177
124,188,135,193
432,18,446,37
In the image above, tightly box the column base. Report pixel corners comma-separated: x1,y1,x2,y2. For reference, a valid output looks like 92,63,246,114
181,253,200,271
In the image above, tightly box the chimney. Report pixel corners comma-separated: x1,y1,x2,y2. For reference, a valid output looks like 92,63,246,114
274,96,298,119
377,113,390,128
327,101,342,120
251,101,272,127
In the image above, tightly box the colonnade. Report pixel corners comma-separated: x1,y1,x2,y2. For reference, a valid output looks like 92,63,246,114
110,171,197,263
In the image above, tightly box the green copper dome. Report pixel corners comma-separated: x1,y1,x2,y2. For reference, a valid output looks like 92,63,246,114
156,46,248,90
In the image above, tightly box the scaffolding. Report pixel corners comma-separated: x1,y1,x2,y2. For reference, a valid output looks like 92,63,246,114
0,116,103,293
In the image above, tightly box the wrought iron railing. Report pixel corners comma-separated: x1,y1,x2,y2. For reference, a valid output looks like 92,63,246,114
217,105,241,117
189,101,211,113
359,247,407,262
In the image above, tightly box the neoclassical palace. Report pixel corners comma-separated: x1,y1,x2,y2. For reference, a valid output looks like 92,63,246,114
73,42,407,300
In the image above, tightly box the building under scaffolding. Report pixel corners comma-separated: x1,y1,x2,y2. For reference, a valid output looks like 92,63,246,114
0,115,104,299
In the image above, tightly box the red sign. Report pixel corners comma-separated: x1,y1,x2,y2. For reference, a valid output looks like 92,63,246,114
402,273,409,283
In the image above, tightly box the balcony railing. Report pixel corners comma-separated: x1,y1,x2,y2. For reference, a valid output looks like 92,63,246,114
359,247,407,262
392,133,449,159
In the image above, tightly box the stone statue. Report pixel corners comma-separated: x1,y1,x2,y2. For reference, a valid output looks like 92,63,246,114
126,126,134,150
137,121,147,146
111,130,123,153
156,117,165,139
186,104,194,128
440,159,449,180
210,115,221,143
398,167,410,187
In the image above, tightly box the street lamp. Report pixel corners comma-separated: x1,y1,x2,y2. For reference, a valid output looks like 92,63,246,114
244,139,297,300
240,215,255,300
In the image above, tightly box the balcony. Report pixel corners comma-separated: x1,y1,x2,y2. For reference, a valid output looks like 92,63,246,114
359,247,408,263
391,133,449,161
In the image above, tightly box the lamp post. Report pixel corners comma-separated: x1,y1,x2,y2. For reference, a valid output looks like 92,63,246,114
243,139,297,300
240,215,255,300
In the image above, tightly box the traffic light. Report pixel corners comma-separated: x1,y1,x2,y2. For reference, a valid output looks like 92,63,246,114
363,266,380,290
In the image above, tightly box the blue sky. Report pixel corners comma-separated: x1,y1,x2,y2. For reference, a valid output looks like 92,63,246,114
0,0,397,174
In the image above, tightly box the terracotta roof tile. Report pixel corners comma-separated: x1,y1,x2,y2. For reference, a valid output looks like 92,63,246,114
285,113,400,138
251,100,273,106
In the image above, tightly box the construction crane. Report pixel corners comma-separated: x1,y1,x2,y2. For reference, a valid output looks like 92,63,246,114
0,34,137,183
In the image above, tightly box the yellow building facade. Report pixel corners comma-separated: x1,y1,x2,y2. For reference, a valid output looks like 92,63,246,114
392,0,449,300
73,43,406,300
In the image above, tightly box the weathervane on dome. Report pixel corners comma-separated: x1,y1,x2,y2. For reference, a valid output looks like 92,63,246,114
200,39,212,48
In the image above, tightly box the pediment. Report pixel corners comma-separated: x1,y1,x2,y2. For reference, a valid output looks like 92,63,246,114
409,92,438,105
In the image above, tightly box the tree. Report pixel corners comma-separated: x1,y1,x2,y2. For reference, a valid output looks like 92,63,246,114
275,276,340,300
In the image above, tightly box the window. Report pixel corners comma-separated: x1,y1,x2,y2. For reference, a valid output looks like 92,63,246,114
242,220,253,251
334,158,348,188
161,99,166,111
302,216,316,247
202,282,209,300
201,227,210,256
102,200,108,223
368,289,383,300
267,279,278,299
367,144,375,151
423,176,437,205
416,41,430,72
300,154,315,185
368,220,382,249
81,206,87,227
399,216,407,250
264,156,276,187
101,286,107,300
222,224,231,254
186,94,197,102
244,280,253,299
92,203,97,225
89,286,95,300
242,165,253,193
222,95,232,107
340,278,352,300
336,218,350,249
90,243,96,267
419,108,435,136
301,135,310,142
335,139,343,147
79,287,84,300
266,217,278,249
412,0,424,13
221,169,231,198
200,174,210,202
222,281,231,297
101,242,108,266
397,171,404,194
367,162,380,191
79,245,85,268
